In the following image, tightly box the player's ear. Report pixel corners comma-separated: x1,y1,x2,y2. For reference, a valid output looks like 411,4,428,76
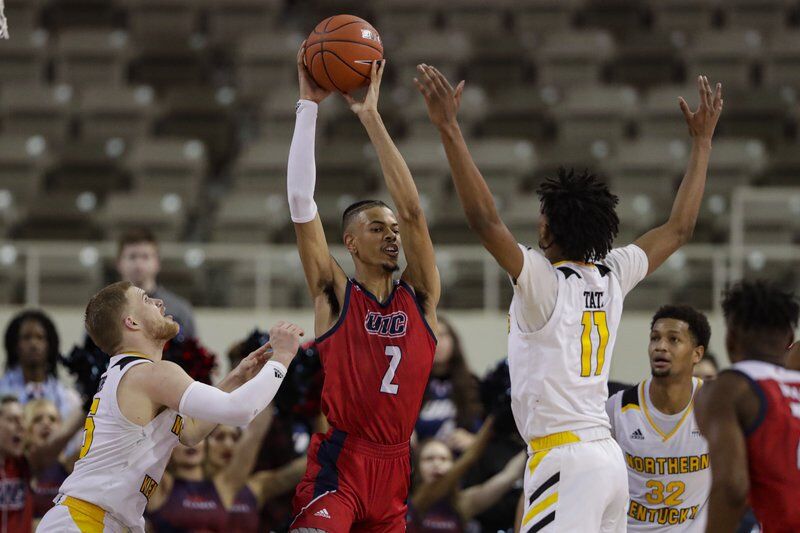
343,232,357,254
693,345,705,365
123,315,140,331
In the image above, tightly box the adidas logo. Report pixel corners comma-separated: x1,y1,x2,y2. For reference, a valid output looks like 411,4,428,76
631,429,645,440
314,508,331,519
274,368,284,379
692,429,702,437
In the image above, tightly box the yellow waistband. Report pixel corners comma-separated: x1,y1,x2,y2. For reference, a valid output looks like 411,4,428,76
61,496,106,523
529,430,581,452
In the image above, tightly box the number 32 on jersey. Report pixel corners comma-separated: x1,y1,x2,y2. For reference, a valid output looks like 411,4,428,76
581,311,609,377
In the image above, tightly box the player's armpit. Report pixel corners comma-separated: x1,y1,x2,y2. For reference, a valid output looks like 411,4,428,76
694,372,754,533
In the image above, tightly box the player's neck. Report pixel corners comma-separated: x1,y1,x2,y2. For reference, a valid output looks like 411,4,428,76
353,267,395,303
649,376,695,415
20,363,48,383
116,339,166,361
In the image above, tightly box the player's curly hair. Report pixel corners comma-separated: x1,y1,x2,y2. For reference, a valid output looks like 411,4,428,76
722,280,799,336
4,309,60,376
537,168,619,262
651,305,711,351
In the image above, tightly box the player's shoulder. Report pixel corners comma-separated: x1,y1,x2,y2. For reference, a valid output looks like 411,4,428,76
615,382,642,414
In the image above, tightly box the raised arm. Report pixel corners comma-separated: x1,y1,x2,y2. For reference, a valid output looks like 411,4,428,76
345,61,440,315
415,65,523,278
410,418,494,516
126,323,301,431
694,372,753,533
289,44,348,336
459,450,526,519
27,408,85,474
214,407,274,507
634,76,723,275
249,455,307,507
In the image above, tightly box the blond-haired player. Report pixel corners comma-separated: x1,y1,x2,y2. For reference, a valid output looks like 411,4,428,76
607,305,712,531
37,281,303,532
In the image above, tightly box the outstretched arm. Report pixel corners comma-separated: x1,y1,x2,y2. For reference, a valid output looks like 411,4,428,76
695,372,753,533
249,456,308,507
410,418,494,516
634,76,723,275
346,61,440,315
127,323,301,431
459,450,526,519
415,65,523,278
289,43,347,336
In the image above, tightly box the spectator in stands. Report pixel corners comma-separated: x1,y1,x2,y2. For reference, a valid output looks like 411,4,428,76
24,399,79,524
415,317,483,453
116,228,197,339
408,418,526,532
694,353,719,381
0,310,81,419
0,395,83,533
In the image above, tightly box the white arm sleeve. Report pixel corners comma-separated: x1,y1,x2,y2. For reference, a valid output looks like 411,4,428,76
509,244,559,333
178,361,288,426
600,244,649,297
287,99,319,224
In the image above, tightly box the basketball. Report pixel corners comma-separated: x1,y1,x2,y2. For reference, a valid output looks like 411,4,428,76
304,15,384,94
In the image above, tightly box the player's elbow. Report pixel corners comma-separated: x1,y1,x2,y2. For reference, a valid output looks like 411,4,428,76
464,208,501,236
396,204,424,223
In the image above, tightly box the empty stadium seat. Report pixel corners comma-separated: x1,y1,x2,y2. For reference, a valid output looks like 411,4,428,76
0,84,75,144
551,85,638,142
480,86,550,141
763,32,800,88
637,83,702,140
724,0,793,33
0,135,49,204
12,192,101,240
647,0,718,33
77,85,155,140
38,254,102,306
211,191,287,243
124,137,207,205
0,27,48,86
532,30,615,86
118,0,199,40
45,139,130,194
512,0,583,33
717,86,790,145
53,28,131,87
373,0,438,37
202,0,283,46
684,29,762,87
229,138,290,195
608,31,684,89
98,191,187,241
393,31,472,87
236,31,304,102
442,0,510,34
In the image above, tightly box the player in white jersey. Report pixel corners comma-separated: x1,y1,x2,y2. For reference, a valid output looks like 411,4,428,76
37,281,303,532
608,305,712,531
416,68,723,532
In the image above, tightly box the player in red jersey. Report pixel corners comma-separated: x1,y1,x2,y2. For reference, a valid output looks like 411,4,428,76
695,281,800,533
286,46,439,532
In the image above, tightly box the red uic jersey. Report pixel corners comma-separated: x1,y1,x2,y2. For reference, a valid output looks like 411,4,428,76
1,455,32,533
316,279,436,445
730,360,800,532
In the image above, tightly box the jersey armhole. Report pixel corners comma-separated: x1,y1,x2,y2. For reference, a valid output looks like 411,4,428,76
315,280,353,344
113,359,158,429
398,280,438,345
721,369,768,436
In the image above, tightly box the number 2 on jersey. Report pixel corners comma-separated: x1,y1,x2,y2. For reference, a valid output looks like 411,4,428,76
580,311,609,377
78,398,100,459
381,346,402,395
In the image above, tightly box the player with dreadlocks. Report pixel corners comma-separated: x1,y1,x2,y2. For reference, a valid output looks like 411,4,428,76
695,281,800,532
417,68,723,533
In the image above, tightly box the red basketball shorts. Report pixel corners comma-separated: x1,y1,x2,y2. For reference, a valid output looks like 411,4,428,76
290,428,411,532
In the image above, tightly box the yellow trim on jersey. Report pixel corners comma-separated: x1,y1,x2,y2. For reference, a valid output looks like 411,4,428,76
530,430,581,452
528,449,550,475
553,260,595,267
621,404,640,414
62,496,105,532
522,492,559,526
640,379,701,442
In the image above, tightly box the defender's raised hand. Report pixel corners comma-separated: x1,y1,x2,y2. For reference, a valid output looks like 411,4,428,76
414,64,465,130
343,59,385,116
679,75,723,141
297,41,330,104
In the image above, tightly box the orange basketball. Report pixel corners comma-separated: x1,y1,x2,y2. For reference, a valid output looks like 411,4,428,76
304,15,383,94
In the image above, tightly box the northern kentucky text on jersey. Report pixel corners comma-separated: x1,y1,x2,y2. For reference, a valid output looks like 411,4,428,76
628,501,701,525
584,291,605,309
625,452,710,476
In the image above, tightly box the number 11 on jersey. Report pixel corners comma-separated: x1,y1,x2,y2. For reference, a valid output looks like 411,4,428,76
581,311,609,377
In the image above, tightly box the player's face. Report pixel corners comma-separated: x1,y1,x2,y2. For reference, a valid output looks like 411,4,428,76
17,319,49,368
433,321,453,366
127,287,179,341
26,402,61,448
0,401,25,457
117,243,160,288
207,425,241,469
171,441,206,468
648,319,702,379
345,207,401,273
693,360,717,381
418,440,454,484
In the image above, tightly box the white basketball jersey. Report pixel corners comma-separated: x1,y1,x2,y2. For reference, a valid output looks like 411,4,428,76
608,379,710,532
58,354,183,530
509,250,637,440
